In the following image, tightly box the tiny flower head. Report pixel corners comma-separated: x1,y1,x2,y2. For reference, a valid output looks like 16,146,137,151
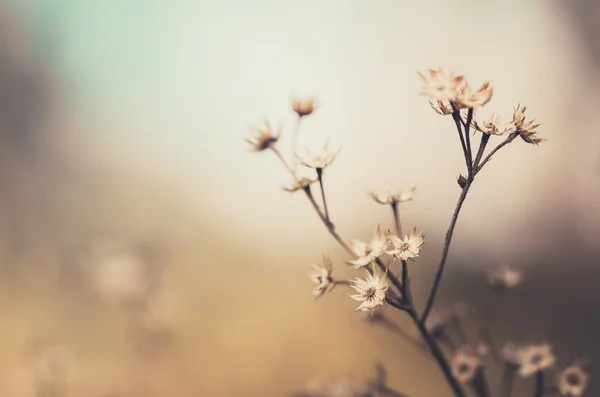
282,167,318,193
292,96,316,117
518,343,556,377
488,263,523,289
309,254,334,300
349,267,390,312
429,99,454,115
418,68,464,102
472,114,510,135
385,227,426,261
557,364,589,397
451,347,483,384
423,302,469,337
368,187,417,205
511,104,546,144
296,139,341,170
246,118,280,152
500,342,522,366
455,81,493,109
347,225,387,269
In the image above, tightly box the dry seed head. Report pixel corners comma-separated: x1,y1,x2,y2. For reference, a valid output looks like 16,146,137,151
246,118,280,152
557,364,589,397
292,96,316,117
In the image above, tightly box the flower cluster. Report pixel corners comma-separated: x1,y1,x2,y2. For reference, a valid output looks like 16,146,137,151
245,70,583,397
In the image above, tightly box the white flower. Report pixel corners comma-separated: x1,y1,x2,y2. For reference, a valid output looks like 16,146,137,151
347,225,387,269
309,255,334,300
472,114,511,136
246,118,280,151
488,263,523,289
385,228,426,261
296,139,341,170
455,81,493,109
368,187,417,205
418,68,464,102
557,365,589,397
451,347,483,384
292,97,316,117
517,343,556,378
511,104,546,145
349,268,390,312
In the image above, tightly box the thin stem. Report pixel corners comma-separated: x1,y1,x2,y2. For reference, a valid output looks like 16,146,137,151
500,364,517,397
303,187,353,253
316,168,330,222
453,317,469,346
472,370,491,397
473,133,491,170
401,260,408,296
452,111,471,172
475,133,518,175
391,202,403,237
407,309,468,397
533,371,545,397
463,108,474,175
377,258,404,294
421,181,472,324
271,146,296,177
291,115,302,172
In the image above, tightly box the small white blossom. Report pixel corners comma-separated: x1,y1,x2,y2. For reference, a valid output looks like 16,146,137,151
455,81,493,109
246,118,280,152
557,365,589,397
292,97,316,117
511,104,546,144
451,346,483,384
368,187,417,205
517,343,556,378
296,139,341,170
347,225,387,269
418,68,464,102
309,255,334,300
472,114,511,136
385,228,426,261
349,268,390,312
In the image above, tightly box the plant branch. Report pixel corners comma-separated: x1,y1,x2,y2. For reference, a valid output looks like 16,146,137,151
291,115,302,171
316,168,331,222
463,108,474,175
475,132,518,175
391,202,403,237
500,364,517,397
473,133,490,170
452,111,471,172
421,181,472,324
533,371,545,397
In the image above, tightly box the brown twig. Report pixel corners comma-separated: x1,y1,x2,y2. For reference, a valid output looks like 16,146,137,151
475,132,518,175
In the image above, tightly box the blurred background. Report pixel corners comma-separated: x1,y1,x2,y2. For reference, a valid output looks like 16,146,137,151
0,0,599,396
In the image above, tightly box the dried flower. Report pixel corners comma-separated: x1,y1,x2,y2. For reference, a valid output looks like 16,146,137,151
246,119,280,151
557,365,589,397
292,97,315,117
488,263,523,289
368,187,417,205
429,99,454,115
517,343,556,377
385,227,426,261
472,114,510,135
455,81,494,109
348,225,387,269
451,347,483,384
296,139,341,170
511,104,546,144
349,267,390,312
418,68,464,102
309,255,335,300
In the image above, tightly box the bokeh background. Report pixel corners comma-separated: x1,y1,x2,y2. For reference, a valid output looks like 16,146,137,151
0,0,599,396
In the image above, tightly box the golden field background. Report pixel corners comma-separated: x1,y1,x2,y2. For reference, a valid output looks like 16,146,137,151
0,1,600,396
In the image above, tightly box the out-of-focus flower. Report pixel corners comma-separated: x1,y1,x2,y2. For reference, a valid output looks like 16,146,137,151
451,346,483,384
511,104,546,144
283,166,318,193
292,97,316,117
517,343,556,377
386,228,426,261
309,255,335,300
296,139,341,170
418,68,464,102
472,114,510,135
488,263,523,289
347,225,387,269
92,247,149,304
557,364,589,397
246,118,280,151
429,100,454,115
368,187,417,205
421,303,469,338
455,81,493,109
500,343,523,366
349,267,390,312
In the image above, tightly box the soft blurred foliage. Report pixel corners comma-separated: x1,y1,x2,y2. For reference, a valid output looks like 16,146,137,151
0,1,599,396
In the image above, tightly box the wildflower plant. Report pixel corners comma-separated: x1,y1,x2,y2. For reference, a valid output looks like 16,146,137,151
247,74,585,397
